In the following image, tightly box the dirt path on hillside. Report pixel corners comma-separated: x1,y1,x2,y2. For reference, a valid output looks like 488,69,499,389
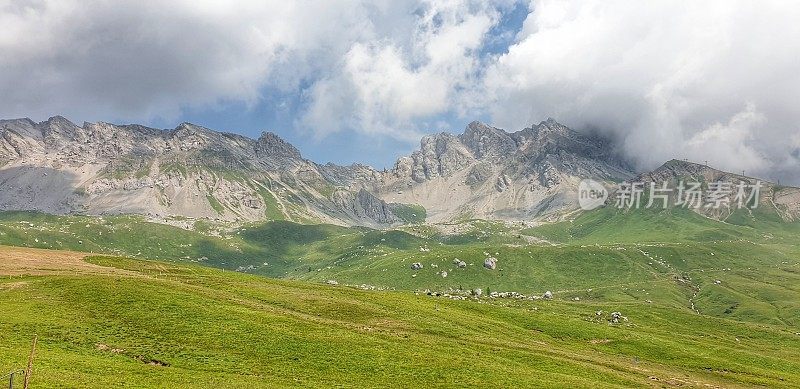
0,245,135,276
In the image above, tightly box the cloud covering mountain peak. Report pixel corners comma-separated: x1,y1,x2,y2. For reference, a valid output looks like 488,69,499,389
1,0,798,184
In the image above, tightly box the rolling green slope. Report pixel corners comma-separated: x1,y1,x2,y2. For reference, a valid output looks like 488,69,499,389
2,251,800,388
523,206,800,244
2,210,800,331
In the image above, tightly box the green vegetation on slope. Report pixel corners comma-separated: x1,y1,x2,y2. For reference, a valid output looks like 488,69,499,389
205,194,226,214
2,252,800,387
388,203,427,223
522,207,745,244
2,210,800,331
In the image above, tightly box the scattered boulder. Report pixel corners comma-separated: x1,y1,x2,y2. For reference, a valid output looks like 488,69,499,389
610,312,627,323
441,271,448,278
473,288,483,297
411,262,423,270
484,257,497,270
326,280,338,285
543,291,553,299
453,258,467,268
95,343,124,353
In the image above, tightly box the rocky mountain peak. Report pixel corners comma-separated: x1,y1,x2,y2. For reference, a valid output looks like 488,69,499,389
0,118,40,139
656,159,711,174
458,121,516,160
512,118,579,147
0,117,36,127
173,122,213,137
622,159,800,222
17,114,787,227
420,132,463,153
44,115,76,126
255,131,302,160
533,118,573,137
404,131,474,181
41,115,80,139
639,159,749,185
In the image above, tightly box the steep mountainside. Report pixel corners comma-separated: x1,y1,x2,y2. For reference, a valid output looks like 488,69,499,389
3,116,795,226
614,159,800,222
0,116,397,227
365,119,635,222
0,116,638,226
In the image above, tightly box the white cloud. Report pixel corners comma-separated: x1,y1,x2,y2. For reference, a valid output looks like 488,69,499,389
483,0,800,181
299,0,502,141
1,0,799,183
0,0,405,122
685,103,768,173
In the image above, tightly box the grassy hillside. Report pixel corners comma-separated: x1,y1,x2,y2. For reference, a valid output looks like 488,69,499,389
523,206,800,244
2,246,799,388
0,212,334,276
2,210,800,331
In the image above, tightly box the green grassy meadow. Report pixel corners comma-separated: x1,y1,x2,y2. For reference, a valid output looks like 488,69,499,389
1,209,799,387
2,254,799,387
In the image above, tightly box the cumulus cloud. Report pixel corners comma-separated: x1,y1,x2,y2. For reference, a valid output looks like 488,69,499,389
0,0,406,121
484,0,800,182
1,0,799,183
299,0,504,141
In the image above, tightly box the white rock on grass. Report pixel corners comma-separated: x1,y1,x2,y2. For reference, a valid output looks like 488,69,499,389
610,312,627,323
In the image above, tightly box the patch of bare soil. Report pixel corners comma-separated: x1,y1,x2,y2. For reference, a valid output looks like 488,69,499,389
95,343,125,353
0,245,134,276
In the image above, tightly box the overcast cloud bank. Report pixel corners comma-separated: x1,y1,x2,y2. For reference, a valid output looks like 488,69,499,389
1,0,798,183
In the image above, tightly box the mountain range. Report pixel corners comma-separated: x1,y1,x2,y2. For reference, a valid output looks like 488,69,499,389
1,116,797,226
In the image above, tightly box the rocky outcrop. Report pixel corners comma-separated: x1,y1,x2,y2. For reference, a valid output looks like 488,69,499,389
255,131,302,162
3,115,795,227
372,119,635,222
330,188,400,226
403,133,474,182
0,116,404,227
459,121,517,160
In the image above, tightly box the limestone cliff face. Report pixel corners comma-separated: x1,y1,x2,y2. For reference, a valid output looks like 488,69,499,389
368,119,635,222
2,116,794,226
0,116,398,227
